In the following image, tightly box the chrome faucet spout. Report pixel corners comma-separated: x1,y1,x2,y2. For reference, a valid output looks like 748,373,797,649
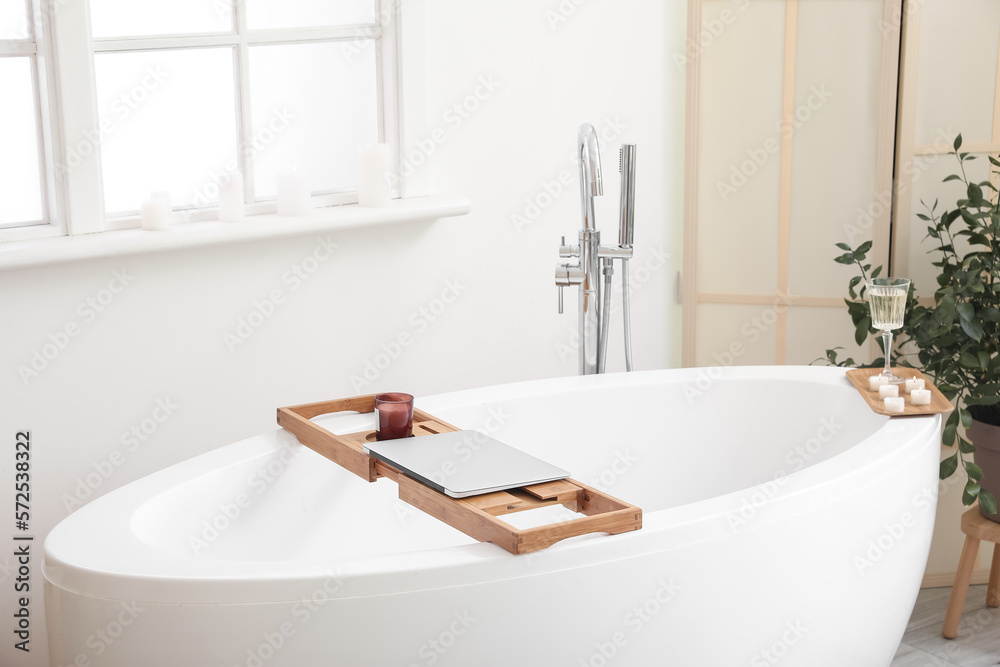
578,124,603,232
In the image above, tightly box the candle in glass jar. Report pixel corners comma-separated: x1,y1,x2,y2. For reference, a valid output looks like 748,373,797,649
375,392,414,441
879,384,899,399
904,378,925,393
869,375,889,391
911,388,931,405
884,396,905,413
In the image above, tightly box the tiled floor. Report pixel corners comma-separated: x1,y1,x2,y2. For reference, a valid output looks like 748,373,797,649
891,585,1000,666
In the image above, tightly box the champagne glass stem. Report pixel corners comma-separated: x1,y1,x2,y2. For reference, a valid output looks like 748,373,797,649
881,330,893,378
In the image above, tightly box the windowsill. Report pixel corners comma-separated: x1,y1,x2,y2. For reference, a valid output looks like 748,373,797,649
0,195,471,272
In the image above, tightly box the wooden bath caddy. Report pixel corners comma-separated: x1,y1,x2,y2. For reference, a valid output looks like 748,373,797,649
276,395,642,555
845,367,953,417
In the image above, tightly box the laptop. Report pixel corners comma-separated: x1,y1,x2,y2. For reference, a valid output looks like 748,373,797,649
363,430,571,498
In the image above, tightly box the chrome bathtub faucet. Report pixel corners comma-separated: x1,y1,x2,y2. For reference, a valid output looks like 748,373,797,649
555,123,636,375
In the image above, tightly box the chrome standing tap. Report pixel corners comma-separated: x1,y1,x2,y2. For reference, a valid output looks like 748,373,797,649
555,123,636,375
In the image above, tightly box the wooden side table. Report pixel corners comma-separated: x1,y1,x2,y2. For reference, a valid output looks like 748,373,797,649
942,507,1000,638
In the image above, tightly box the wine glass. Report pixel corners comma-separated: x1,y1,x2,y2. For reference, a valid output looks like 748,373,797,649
866,277,911,384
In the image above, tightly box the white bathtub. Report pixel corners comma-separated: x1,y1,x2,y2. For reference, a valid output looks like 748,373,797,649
44,366,941,666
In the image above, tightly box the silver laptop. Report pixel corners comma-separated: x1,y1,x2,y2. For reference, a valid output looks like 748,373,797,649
363,430,570,498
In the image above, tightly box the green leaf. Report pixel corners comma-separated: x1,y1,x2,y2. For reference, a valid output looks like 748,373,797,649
855,316,871,346
963,481,981,505
835,242,852,251
959,437,976,454
960,409,973,429
961,351,980,369
943,174,962,182
834,253,855,265
870,265,883,278
961,315,985,342
968,182,985,206
966,462,985,481
980,490,998,515
943,420,958,446
954,133,963,151
941,453,960,479
856,240,873,255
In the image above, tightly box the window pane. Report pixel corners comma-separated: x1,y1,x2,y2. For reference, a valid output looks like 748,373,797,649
0,0,27,39
247,0,374,30
90,0,231,38
250,42,378,199
0,57,44,226
95,49,238,213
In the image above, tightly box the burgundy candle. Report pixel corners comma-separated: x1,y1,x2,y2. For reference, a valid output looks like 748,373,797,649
374,393,414,441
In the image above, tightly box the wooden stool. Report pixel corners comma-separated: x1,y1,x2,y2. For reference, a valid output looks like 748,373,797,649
942,507,1000,638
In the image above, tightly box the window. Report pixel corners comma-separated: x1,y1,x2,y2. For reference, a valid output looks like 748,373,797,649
1,0,398,240
0,0,53,233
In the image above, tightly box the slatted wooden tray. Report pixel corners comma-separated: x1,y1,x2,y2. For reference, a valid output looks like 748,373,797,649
276,395,642,555
845,368,953,417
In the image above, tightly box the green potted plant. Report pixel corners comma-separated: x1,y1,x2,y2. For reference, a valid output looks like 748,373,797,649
824,135,1000,518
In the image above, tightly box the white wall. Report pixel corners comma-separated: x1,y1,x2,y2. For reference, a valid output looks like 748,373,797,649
0,3,685,665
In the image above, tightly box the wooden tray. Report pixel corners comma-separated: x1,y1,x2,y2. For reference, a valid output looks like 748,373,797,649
845,368,953,417
276,395,642,555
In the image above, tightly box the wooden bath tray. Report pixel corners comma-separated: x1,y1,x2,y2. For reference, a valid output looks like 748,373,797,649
845,368,953,417
276,395,642,555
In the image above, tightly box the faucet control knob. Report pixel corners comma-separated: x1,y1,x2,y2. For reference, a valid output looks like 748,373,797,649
555,262,584,315
559,235,579,258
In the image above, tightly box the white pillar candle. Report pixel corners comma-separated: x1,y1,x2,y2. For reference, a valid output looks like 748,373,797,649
276,171,311,216
141,197,170,231
904,378,925,393
879,384,899,399
884,396,906,413
218,173,245,222
910,389,932,405
869,375,889,391
359,144,392,207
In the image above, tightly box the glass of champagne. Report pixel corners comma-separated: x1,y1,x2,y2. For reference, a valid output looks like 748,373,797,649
866,277,910,384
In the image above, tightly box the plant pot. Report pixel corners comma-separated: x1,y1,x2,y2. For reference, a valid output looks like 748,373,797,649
970,419,1000,523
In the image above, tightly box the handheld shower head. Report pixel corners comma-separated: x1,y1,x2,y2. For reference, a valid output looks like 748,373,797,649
618,144,636,248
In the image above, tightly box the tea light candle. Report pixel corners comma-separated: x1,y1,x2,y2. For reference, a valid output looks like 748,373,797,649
904,378,925,393
141,196,170,231
869,375,890,391
359,144,392,207
879,384,899,399
884,397,905,413
911,388,931,405
218,172,245,222
276,170,311,216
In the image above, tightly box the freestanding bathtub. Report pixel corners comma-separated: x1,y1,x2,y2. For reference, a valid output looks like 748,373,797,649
45,366,941,666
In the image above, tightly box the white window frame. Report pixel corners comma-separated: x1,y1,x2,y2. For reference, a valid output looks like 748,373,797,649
2,0,403,242
0,0,64,242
